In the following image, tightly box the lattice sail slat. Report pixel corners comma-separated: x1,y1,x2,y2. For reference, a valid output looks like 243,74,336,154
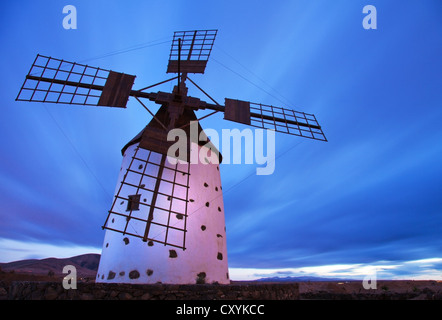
102,147,190,250
16,54,135,108
167,29,218,74
224,98,327,141
249,102,327,141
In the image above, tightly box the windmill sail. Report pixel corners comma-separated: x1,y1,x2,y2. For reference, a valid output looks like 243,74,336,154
103,146,190,250
16,54,135,108
223,98,327,141
167,29,217,74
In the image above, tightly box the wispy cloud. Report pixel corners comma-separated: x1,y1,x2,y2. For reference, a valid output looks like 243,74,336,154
229,258,442,281
0,238,101,262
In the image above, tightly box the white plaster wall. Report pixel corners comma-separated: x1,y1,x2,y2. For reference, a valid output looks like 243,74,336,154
96,142,229,284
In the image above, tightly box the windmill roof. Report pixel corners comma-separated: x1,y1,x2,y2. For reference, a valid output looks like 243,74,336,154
122,105,222,163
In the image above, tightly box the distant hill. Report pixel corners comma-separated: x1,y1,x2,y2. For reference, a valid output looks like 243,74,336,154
255,276,355,282
1,254,354,283
0,254,100,278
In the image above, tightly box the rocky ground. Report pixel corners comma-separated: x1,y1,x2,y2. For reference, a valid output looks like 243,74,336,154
2,254,440,301
1,271,441,300
297,279,442,300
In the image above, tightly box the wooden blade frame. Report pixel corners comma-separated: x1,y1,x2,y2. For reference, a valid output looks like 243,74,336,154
249,102,327,141
102,146,190,250
223,98,327,141
167,29,217,74
16,54,135,108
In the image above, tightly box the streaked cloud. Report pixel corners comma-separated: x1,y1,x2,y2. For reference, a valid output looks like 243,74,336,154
0,238,101,262
230,257,442,281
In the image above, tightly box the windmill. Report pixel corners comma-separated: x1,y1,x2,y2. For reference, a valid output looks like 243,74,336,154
16,29,326,284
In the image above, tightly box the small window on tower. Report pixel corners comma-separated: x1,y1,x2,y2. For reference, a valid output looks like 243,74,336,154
126,194,141,211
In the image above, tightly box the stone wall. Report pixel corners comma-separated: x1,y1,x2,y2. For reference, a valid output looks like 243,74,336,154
3,281,299,300
4,280,441,300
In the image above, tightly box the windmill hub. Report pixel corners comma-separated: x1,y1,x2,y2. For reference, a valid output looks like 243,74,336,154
16,29,326,284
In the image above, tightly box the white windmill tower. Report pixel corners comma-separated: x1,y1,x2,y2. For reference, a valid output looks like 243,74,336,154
16,29,327,284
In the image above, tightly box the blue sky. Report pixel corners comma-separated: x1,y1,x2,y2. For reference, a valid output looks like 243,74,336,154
1,0,441,280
